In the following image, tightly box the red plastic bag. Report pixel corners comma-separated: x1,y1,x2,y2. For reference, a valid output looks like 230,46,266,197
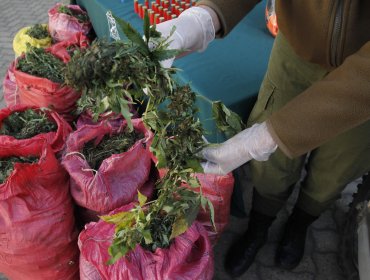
79,204,214,280
62,118,154,218
48,32,89,63
0,105,72,153
0,139,79,280
48,3,92,42
13,54,81,121
193,173,234,244
2,61,19,107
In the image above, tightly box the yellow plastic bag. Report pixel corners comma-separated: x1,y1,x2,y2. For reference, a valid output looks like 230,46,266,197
13,24,52,56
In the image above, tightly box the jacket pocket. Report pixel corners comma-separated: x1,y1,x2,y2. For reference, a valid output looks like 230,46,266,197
247,75,276,125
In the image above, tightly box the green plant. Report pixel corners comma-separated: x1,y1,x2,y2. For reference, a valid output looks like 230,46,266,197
57,5,89,23
212,101,246,137
82,129,144,170
0,109,57,139
64,13,178,131
102,83,213,264
16,46,65,83
76,12,220,264
25,24,49,40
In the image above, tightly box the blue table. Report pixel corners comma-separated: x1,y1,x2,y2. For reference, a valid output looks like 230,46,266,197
74,0,274,216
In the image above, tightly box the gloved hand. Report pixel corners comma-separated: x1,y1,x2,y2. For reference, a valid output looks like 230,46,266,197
201,122,278,175
154,6,216,68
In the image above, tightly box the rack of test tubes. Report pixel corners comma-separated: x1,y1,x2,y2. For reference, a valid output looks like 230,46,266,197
134,0,199,24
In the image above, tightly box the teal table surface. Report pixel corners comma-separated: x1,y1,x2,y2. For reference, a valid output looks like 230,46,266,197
74,0,274,216
75,0,274,144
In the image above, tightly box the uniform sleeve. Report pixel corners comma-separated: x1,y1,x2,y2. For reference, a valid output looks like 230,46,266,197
197,0,262,37
266,41,370,158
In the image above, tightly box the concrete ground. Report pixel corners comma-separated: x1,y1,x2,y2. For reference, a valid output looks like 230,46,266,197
0,0,355,279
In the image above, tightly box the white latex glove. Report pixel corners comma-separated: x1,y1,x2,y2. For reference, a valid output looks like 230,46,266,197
155,6,216,68
201,122,278,175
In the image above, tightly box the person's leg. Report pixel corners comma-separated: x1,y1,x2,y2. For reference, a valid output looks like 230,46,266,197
297,120,370,216
247,31,328,216
276,120,370,269
225,32,328,277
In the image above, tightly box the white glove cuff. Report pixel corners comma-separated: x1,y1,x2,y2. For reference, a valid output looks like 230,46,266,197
248,122,278,161
178,7,215,52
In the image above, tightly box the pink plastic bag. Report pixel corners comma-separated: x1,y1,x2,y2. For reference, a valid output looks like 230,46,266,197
62,118,154,219
2,61,19,107
0,139,79,280
48,32,89,63
79,204,214,280
0,105,73,153
48,3,92,42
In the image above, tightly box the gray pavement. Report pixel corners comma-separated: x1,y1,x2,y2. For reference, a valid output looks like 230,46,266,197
0,1,355,279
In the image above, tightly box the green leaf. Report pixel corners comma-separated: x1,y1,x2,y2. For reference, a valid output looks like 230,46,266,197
142,230,153,244
200,196,207,210
187,177,200,188
107,248,125,265
184,201,200,228
113,13,149,55
100,211,131,224
162,205,174,214
143,10,150,43
212,101,245,137
149,24,161,38
119,98,133,131
170,215,188,240
207,199,216,231
185,158,203,173
138,191,147,206
151,49,181,62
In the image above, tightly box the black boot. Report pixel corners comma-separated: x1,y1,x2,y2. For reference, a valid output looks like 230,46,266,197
275,207,317,269
224,210,275,278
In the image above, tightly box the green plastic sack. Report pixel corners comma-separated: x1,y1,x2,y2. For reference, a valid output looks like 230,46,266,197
13,24,52,57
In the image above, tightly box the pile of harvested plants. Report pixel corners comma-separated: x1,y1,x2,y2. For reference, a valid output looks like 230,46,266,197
65,14,178,129
82,129,144,169
57,4,89,23
16,46,65,83
25,24,49,39
0,109,57,139
102,81,213,262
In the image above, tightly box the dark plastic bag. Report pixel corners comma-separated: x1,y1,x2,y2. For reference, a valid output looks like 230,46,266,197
48,3,92,42
0,105,72,153
0,139,79,280
62,118,154,219
79,204,214,280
